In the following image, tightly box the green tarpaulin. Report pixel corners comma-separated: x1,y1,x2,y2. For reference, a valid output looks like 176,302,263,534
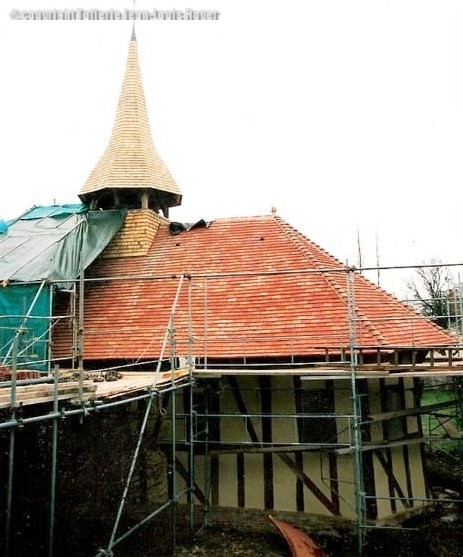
0,204,126,284
0,283,51,370
0,204,126,371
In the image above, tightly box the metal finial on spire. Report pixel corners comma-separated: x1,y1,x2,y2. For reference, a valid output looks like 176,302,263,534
131,0,137,40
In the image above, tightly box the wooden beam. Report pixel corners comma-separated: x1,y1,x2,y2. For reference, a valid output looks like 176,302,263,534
373,449,413,509
435,416,463,439
259,376,274,510
174,457,206,505
277,452,339,515
0,382,97,409
194,367,463,378
208,443,344,455
335,435,453,454
366,399,456,423
227,376,338,515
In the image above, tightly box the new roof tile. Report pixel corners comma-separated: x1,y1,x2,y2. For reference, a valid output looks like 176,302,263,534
52,214,455,362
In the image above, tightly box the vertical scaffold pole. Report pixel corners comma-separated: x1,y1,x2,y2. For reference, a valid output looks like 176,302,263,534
5,336,18,557
458,272,463,338
171,369,177,553
347,266,366,555
104,275,184,556
48,365,59,557
71,284,77,372
187,276,195,533
203,392,210,528
77,261,84,403
204,277,208,370
47,283,54,375
202,277,210,527
169,284,178,553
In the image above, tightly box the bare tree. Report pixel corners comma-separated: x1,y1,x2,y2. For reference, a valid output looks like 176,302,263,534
406,260,454,329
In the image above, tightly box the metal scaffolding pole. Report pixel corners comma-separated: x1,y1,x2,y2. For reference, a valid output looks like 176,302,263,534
102,275,185,556
47,283,54,375
346,266,367,555
171,367,177,554
169,283,179,554
0,381,190,432
4,336,18,557
77,261,84,402
187,276,195,533
48,365,59,557
202,396,211,528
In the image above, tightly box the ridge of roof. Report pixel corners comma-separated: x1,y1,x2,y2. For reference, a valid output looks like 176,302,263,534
273,215,344,269
352,260,460,341
274,216,396,346
179,214,273,223
20,204,87,220
275,215,457,345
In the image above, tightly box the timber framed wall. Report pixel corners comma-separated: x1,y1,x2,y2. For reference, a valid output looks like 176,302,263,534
167,374,455,513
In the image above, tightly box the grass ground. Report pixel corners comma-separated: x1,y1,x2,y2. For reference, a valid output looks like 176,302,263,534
421,381,463,456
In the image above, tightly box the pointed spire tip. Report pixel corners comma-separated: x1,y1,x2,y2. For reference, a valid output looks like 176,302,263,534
131,24,136,41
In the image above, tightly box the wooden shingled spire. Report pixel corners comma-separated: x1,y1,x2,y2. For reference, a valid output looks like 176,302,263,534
79,30,182,217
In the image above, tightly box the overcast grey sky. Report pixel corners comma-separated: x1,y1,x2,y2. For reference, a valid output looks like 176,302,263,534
1,0,462,295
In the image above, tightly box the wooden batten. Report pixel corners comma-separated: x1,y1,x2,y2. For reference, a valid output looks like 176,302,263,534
102,209,167,258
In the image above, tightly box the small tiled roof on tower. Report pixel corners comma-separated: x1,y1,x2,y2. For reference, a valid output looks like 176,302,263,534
79,28,182,214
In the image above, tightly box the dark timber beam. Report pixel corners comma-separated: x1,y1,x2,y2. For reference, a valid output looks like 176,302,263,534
174,457,206,505
366,399,456,423
373,450,413,509
227,376,339,515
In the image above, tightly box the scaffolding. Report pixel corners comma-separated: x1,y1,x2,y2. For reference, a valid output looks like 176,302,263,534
0,275,195,557
1,262,463,556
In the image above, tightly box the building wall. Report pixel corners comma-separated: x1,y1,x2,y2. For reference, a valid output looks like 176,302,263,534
164,374,428,520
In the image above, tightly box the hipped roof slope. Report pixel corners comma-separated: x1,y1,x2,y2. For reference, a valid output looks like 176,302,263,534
52,214,455,362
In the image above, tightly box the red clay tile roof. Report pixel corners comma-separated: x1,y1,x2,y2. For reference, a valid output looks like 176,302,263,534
52,214,455,362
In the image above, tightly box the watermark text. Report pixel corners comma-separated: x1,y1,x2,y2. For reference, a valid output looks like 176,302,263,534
9,8,220,21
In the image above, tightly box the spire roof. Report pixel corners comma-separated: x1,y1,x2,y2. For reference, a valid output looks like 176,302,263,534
79,33,181,206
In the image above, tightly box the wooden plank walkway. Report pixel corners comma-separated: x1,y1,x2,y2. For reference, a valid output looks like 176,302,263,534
0,368,190,410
